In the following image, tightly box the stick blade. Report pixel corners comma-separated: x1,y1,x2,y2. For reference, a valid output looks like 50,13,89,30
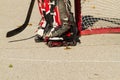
6,0,35,38
6,25,26,37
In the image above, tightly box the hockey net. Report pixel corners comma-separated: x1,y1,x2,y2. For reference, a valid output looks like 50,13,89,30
75,0,120,35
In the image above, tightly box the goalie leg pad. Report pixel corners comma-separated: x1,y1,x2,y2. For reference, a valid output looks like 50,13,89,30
37,0,80,45
50,0,71,37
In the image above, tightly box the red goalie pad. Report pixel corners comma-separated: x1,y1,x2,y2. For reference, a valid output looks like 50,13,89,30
37,0,61,28
37,0,79,38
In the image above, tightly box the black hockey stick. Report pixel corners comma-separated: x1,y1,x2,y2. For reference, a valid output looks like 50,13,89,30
6,0,35,37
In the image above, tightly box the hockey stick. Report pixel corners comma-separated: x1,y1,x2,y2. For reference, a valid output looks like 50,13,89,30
6,0,35,37
8,35,36,42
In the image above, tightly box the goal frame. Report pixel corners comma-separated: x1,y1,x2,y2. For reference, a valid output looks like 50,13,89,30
74,0,120,35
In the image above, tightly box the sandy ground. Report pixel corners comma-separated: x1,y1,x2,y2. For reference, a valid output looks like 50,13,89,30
0,0,120,80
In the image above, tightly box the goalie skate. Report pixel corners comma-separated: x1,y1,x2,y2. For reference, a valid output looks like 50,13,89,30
46,37,79,47
34,34,44,43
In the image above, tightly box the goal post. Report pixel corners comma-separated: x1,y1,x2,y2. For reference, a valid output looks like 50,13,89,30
74,0,120,35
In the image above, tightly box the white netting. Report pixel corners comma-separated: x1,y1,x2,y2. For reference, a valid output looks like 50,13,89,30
81,0,120,30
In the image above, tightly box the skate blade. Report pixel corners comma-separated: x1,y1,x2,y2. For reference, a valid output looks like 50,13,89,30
49,37,63,40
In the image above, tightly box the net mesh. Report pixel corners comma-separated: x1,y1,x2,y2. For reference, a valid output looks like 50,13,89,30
79,0,120,35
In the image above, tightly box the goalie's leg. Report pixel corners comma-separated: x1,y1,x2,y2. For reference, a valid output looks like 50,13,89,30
35,0,49,42
35,0,56,42
35,0,80,46
45,0,80,47
46,0,71,37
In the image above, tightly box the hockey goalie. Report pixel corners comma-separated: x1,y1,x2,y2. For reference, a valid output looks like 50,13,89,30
35,0,80,47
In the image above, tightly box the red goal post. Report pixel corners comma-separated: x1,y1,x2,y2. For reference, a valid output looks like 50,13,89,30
74,0,120,35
